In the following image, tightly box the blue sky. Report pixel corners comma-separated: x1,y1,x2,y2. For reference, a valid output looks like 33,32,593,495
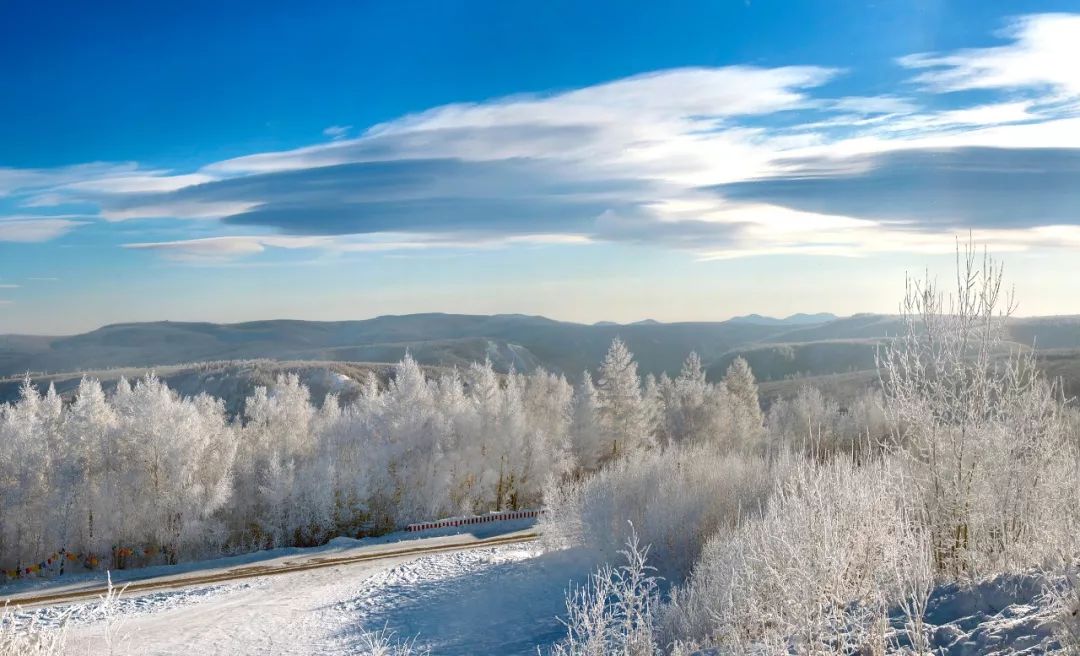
3,1,1080,333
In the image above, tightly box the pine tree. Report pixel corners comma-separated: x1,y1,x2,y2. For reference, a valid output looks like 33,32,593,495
722,357,765,450
595,338,651,462
570,372,602,470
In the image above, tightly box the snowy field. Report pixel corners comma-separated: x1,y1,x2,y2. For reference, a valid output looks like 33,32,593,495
8,541,1072,655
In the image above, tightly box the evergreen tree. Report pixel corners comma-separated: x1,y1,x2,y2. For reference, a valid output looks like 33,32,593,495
595,338,651,462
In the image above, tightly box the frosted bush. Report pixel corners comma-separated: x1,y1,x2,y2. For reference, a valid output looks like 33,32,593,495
0,607,69,656
664,457,930,653
1041,567,1080,655
0,573,127,656
879,243,1079,576
357,626,431,656
552,530,662,656
544,444,779,581
658,243,1080,652
767,386,893,460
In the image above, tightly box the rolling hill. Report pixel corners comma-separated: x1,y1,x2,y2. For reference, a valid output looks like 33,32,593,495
0,313,802,379
3,313,1080,411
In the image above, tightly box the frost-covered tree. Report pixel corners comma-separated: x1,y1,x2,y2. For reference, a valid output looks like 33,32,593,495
1,338,791,575
652,353,764,453
0,379,56,566
367,354,449,527
60,378,117,555
594,339,652,463
235,373,327,548
879,242,1073,575
0,373,241,571
516,367,574,500
110,375,235,560
570,372,603,471
314,389,376,535
721,357,765,451
767,386,891,460
659,353,725,447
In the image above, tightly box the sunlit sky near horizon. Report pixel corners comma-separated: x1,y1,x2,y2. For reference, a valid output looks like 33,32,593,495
3,1,1080,334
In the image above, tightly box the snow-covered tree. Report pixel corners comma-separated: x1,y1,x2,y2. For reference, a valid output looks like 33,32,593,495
660,352,724,447
515,367,573,504
0,379,56,566
570,372,603,471
368,354,449,527
594,339,652,463
879,242,1073,575
60,378,117,555
721,357,765,451
110,375,236,560
235,373,326,548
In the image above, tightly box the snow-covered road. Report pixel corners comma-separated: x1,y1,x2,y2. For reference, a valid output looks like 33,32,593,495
6,524,592,655
5,530,538,609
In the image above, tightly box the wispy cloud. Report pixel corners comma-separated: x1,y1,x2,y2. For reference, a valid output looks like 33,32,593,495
0,216,88,242
322,125,352,140
123,231,591,262
123,235,330,262
899,14,1080,98
0,162,140,197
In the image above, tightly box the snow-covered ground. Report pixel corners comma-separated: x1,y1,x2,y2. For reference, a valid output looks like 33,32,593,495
686,571,1068,656
9,521,1070,655
3,521,593,655
901,572,1063,655
332,546,594,654
1,520,538,603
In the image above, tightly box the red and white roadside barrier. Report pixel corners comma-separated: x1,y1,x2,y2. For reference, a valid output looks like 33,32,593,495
405,509,544,533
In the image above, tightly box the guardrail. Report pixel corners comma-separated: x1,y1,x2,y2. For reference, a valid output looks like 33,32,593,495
405,509,544,533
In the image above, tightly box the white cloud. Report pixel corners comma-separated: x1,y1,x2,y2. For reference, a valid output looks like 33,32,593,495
698,217,1080,261
0,162,138,196
101,200,259,221
206,66,838,177
0,163,214,205
122,235,325,261
123,232,592,262
62,172,215,194
0,216,87,242
900,13,1080,98
322,125,352,140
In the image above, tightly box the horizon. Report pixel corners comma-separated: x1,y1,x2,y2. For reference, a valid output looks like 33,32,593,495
6,307,1077,339
4,2,1080,333
7,310,845,337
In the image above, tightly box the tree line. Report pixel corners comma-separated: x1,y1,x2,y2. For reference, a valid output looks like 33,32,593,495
0,340,770,572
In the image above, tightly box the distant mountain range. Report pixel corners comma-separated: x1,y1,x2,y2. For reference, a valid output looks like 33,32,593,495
728,313,840,326
3,312,1080,408
0,313,802,379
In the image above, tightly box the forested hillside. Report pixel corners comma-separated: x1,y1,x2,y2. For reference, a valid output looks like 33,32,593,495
2,311,1080,393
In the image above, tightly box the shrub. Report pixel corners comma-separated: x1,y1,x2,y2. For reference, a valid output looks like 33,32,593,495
663,457,930,653
551,530,662,656
542,444,779,581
